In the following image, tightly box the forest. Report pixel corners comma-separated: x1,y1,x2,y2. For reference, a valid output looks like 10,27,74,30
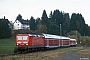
0,9,90,38
17,9,90,36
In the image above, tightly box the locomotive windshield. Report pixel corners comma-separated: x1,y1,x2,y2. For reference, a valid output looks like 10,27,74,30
17,36,28,40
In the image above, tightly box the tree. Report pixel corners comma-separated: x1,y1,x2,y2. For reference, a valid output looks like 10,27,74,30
30,16,36,31
41,10,50,28
48,22,59,35
16,14,22,20
70,13,86,36
0,18,12,39
62,13,70,35
52,10,64,25
80,36,90,47
67,30,81,44
36,17,41,30
49,10,64,35
49,11,53,18
70,13,77,30
85,24,90,36
36,20,47,33
76,14,86,35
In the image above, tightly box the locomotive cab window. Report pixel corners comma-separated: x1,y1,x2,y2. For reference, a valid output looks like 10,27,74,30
17,36,22,40
23,36,28,40
17,36,28,40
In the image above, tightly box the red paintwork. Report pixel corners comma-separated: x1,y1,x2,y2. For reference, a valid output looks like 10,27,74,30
60,39,70,46
16,34,29,46
70,41,76,45
16,34,77,49
48,39,59,46
63,39,70,45
44,39,47,46
60,40,62,46
31,36,44,47
16,34,45,47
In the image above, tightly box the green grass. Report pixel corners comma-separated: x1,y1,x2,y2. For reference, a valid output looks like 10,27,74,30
0,39,15,54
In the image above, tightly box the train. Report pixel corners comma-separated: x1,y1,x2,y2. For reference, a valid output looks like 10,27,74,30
14,33,77,53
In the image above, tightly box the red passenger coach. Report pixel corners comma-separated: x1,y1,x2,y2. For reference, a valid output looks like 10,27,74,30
43,34,71,48
43,34,59,48
70,39,77,46
60,36,70,47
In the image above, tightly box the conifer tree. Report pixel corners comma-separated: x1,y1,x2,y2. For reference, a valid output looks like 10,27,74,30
41,10,50,27
0,17,11,39
30,16,36,30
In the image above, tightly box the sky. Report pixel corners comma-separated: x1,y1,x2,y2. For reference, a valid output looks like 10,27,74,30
0,0,90,25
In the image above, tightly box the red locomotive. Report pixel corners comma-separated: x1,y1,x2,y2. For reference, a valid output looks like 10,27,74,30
14,33,77,53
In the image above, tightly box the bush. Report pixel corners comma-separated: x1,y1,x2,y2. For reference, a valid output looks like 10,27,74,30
80,36,90,47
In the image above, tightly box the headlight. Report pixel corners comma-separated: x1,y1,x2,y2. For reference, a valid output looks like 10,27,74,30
26,44,28,45
23,42,28,43
17,44,19,45
17,42,21,43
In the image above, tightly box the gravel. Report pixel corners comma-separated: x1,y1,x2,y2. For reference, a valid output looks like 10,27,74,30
59,48,90,60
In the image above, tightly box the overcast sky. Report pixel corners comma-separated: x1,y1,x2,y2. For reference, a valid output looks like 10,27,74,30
0,0,90,25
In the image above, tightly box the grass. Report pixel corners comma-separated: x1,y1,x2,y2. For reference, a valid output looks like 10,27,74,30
0,39,86,60
0,39,15,54
0,46,83,60
77,48,90,55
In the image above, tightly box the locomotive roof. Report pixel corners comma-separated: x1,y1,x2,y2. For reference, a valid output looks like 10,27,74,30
43,34,70,39
29,33,44,37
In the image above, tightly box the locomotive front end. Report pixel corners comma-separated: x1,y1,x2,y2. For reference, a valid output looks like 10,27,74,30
14,34,30,53
16,34,29,46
